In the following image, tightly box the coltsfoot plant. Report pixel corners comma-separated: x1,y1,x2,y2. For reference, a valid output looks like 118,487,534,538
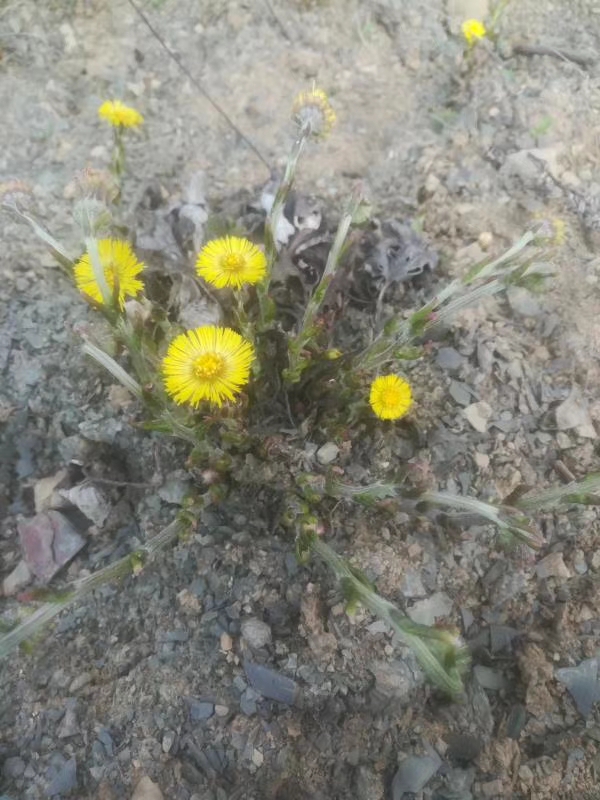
2,84,598,700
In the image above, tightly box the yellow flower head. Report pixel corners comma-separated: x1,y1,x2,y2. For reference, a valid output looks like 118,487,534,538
74,239,144,309
369,375,413,421
461,18,487,45
196,236,267,290
98,100,144,128
162,326,255,408
292,87,336,139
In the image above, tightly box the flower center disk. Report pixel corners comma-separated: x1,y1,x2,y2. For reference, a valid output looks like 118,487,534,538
193,353,225,380
222,253,245,274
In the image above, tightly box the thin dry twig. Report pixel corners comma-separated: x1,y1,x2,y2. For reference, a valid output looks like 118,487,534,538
513,42,596,68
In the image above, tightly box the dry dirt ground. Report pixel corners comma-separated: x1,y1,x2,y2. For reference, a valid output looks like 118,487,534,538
2,1,600,798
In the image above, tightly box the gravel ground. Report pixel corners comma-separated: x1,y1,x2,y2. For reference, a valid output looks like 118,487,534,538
2,1,600,798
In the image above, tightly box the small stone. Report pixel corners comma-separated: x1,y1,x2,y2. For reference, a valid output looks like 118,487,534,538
244,661,299,705
573,549,588,575
592,551,600,571
535,552,571,579
474,665,509,691
241,618,272,649
18,510,86,583
251,748,264,767
519,765,534,783
316,442,339,465
47,756,77,796
220,632,233,651
240,688,259,716
556,658,600,718
214,704,229,717
131,776,164,800
464,402,492,433
57,701,79,738
162,730,176,753
556,431,572,449
34,469,69,512
449,380,472,406
507,287,542,317
69,672,93,692
392,752,442,798
478,231,493,250
436,347,463,372
4,756,26,778
59,484,111,527
189,700,214,721
474,452,489,470
407,592,453,625
556,388,597,439
400,569,426,598
481,779,504,798
2,559,32,596
157,472,191,505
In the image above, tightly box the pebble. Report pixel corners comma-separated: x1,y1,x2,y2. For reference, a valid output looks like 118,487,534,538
463,401,492,433
400,569,426,598
131,776,164,800
18,510,86,583
189,700,215,721
59,484,111,527
214,704,229,717
162,730,177,753
407,592,452,625
436,346,463,372
2,559,32,596
220,632,233,651
316,442,339,465
240,688,259,716
251,748,264,767
241,618,272,649
392,752,442,798
507,287,542,317
244,661,299,705
57,700,79,738
573,549,588,575
69,672,93,693
474,665,509,691
449,380,472,407
535,552,571,579
47,756,77,796
3,756,26,778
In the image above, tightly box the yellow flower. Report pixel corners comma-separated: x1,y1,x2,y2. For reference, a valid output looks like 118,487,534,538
369,375,413,421
98,100,144,128
74,239,144,309
196,236,267,290
292,87,336,139
461,18,487,45
162,326,255,408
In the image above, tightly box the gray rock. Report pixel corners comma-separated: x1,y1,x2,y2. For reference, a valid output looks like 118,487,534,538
556,658,600,718
392,751,442,798
162,730,177,753
241,618,272,649
507,287,542,317
188,700,215,721
463,402,492,433
244,661,299,704
316,442,339,465
400,569,426,598
131,776,164,800
57,700,79,739
47,756,77,796
371,659,423,700
157,472,191,505
535,552,570,579
407,592,452,625
449,380,473,407
436,347,463,372
18,510,86,583
555,388,597,439
2,559,32,596
3,757,26,778
474,665,509,691
59,484,111,527
240,688,259,716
